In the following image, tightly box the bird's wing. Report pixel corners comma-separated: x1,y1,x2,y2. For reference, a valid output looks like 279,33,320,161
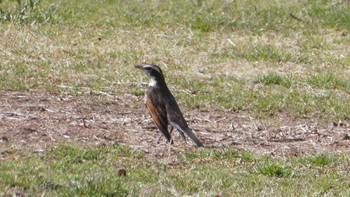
165,95,190,128
146,91,172,142
166,97,204,147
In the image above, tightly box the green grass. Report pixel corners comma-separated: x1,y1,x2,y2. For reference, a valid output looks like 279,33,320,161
1,0,350,195
256,163,293,178
1,0,349,119
255,73,293,88
1,145,349,196
307,73,350,91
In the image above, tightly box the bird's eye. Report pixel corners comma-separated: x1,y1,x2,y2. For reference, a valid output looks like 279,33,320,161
145,67,153,71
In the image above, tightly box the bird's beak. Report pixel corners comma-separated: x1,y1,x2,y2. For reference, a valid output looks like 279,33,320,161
134,64,144,69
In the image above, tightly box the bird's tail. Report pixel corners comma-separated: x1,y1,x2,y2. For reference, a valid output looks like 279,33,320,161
184,129,204,147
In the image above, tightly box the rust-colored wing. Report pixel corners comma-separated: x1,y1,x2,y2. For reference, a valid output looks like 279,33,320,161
146,91,171,142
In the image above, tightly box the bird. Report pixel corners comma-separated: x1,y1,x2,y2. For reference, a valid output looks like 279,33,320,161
135,64,204,147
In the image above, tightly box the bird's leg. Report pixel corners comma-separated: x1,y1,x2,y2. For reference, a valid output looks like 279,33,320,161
156,134,163,144
167,127,174,155
182,133,187,149
168,126,175,144
157,131,173,145
179,130,186,144
156,135,173,145
167,128,174,156
169,126,174,134
170,126,186,142
168,138,173,155
180,132,186,143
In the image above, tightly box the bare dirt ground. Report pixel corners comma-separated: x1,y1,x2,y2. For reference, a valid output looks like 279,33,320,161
1,91,349,159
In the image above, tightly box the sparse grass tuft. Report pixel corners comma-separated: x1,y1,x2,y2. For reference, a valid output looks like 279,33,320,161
255,73,292,88
244,45,293,63
257,163,293,178
309,154,335,167
0,0,59,23
307,73,350,91
183,149,254,163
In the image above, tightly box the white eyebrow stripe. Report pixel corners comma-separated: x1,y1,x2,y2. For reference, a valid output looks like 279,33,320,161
144,65,162,74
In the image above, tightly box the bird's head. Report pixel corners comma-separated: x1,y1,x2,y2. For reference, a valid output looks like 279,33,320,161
135,64,166,87
134,64,163,78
